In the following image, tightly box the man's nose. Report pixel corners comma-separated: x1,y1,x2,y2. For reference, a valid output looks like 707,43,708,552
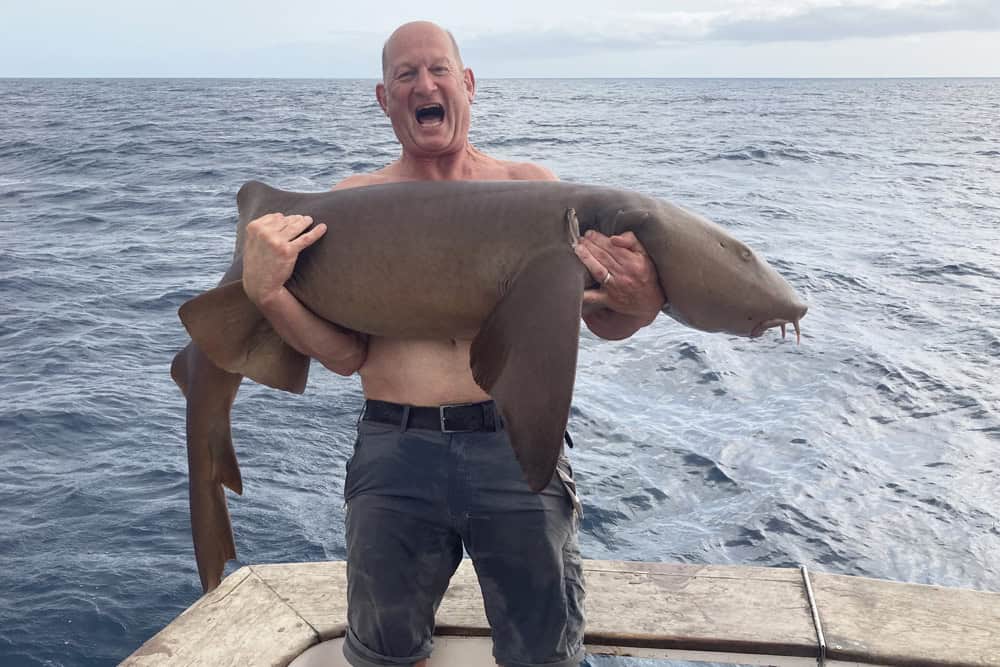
414,67,436,94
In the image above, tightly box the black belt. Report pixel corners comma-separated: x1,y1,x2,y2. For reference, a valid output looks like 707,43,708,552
361,399,503,433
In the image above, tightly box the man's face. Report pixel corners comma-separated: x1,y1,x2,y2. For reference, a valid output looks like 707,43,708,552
376,25,475,158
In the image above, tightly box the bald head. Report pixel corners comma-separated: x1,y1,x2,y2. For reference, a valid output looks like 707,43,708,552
381,21,464,82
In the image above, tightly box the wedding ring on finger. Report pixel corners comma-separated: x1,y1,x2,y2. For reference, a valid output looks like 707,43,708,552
602,270,614,285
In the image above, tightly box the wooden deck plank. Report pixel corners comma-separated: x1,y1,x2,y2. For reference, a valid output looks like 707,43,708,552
122,566,318,667
251,562,351,640
252,560,817,654
579,561,815,655
812,571,1000,667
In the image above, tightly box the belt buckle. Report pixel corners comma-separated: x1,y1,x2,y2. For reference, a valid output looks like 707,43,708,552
440,402,475,433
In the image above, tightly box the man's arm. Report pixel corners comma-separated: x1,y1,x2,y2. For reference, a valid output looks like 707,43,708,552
242,212,367,376
240,174,391,376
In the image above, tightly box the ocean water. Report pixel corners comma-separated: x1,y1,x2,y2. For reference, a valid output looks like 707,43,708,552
1,77,998,666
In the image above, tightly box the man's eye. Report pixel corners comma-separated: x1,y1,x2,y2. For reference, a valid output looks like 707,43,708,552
397,71,415,80
432,66,449,75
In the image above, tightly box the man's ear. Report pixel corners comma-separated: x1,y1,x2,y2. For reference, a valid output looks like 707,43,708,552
376,82,388,115
464,68,476,103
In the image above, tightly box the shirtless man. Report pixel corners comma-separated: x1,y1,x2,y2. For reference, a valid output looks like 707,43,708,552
241,21,665,667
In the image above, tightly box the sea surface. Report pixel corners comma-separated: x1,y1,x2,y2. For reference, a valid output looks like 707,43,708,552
1,78,998,666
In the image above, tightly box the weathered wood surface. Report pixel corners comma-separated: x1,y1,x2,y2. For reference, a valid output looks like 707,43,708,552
121,567,318,667
573,560,816,655
812,571,1000,667
122,559,1000,666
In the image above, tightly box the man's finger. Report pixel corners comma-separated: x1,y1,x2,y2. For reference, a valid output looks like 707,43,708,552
579,235,623,271
581,287,610,311
248,212,284,234
610,232,644,253
279,215,313,237
584,230,620,253
290,222,326,250
575,243,610,283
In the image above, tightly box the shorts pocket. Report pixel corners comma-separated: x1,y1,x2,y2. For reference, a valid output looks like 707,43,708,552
344,421,401,502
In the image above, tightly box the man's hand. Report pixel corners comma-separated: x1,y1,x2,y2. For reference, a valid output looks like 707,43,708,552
243,213,327,306
574,230,666,340
240,213,366,375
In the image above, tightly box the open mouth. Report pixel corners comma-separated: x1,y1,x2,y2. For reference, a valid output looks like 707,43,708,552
415,104,445,125
751,317,803,343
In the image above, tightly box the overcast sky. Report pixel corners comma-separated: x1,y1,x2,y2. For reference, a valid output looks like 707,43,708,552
4,0,999,77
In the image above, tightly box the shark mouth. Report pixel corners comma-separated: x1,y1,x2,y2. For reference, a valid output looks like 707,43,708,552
415,104,445,124
751,317,803,343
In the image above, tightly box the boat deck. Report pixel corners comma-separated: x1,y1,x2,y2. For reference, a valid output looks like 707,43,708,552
123,559,1000,666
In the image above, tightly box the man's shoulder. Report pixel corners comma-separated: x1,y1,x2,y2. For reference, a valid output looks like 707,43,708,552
332,172,396,191
471,148,557,181
502,160,558,182
486,158,557,182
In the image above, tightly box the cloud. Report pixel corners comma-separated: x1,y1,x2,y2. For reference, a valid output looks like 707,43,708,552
4,1,997,76
461,30,654,62
707,0,1000,42
458,0,1000,63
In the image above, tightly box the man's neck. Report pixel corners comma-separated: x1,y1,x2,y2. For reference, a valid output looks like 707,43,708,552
393,144,489,181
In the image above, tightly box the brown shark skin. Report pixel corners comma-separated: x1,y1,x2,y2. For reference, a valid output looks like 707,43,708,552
171,244,246,592
233,180,807,340
175,179,808,591
170,342,242,592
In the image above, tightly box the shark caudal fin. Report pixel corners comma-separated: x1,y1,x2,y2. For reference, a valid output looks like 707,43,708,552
470,248,585,492
178,281,309,394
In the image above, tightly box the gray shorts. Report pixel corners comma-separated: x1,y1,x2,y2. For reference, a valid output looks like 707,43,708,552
342,408,585,667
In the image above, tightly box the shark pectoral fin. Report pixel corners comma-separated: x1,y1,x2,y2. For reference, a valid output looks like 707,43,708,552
178,280,310,393
470,248,584,492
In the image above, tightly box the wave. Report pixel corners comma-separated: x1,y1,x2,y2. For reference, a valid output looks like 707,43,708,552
712,143,818,164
